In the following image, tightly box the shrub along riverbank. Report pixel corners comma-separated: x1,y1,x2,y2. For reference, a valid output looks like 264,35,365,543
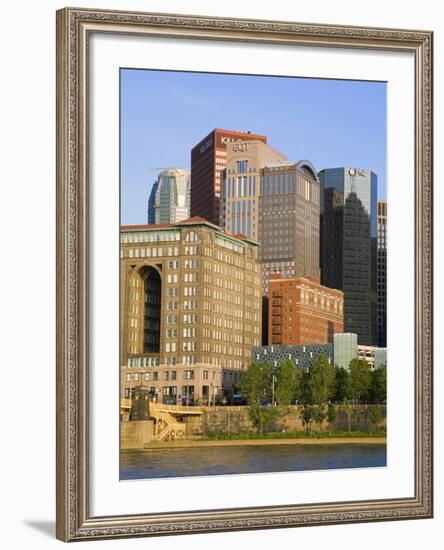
204,430,387,441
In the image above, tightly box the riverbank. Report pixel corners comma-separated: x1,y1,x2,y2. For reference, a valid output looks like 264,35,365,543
141,436,386,450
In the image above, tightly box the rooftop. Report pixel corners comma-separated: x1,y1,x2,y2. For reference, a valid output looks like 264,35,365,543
120,217,259,246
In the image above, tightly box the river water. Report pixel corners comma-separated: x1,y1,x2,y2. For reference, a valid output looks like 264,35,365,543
120,443,386,480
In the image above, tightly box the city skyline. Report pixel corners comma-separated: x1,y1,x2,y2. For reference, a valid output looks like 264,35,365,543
121,69,386,225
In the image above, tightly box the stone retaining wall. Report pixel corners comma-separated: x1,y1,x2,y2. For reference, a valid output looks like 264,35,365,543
185,404,386,437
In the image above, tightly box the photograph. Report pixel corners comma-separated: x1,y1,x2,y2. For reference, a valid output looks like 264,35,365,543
119,69,388,480
53,5,433,541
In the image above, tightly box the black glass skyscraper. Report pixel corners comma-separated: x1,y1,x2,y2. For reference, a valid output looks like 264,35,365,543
319,167,378,345
147,180,159,224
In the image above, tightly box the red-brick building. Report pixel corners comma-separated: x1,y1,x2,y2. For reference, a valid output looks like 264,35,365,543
190,128,267,226
269,274,344,345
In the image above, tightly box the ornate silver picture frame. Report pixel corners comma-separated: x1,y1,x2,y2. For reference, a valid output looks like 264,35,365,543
56,7,433,541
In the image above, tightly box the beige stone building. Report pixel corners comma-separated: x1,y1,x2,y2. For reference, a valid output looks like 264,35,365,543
221,139,287,241
259,160,321,294
120,217,262,405
221,145,320,295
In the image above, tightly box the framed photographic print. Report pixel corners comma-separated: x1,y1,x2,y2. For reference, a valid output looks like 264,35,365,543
56,7,433,541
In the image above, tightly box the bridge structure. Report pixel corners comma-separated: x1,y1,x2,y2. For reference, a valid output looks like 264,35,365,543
120,399,206,441
148,401,203,441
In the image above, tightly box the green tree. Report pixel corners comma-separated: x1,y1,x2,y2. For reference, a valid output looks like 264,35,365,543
327,402,337,434
300,404,315,434
312,404,326,432
247,402,280,435
239,361,272,405
333,366,351,402
274,359,302,407
368,405,384,434
239,362,275,435
305,355,336,405
348,359,372,403
369,365,387,404
341,398,353,433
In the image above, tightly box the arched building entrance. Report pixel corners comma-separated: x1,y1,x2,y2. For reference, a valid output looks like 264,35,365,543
141,266,162,353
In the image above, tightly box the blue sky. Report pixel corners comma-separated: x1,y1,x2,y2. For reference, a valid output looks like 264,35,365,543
121,69,386,225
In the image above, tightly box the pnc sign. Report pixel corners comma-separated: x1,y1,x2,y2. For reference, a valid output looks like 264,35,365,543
348,168,367,177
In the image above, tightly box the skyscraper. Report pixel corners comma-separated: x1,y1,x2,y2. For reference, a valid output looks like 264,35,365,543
377,200,387,347
319,167,377,345
190,129,267,226
258,160,321,293
147,179,158,224
149,168,190,224
221,139,287,240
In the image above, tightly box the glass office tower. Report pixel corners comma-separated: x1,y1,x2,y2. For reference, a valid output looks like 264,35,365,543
320,167,377,345
147,179,159,224
377,200,387,347
149,168,190,225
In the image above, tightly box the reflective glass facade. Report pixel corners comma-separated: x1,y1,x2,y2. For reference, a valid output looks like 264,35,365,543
152,168,190,224
147,180,158,224
377,201,387,347
259,161,321,294
320,168,378,345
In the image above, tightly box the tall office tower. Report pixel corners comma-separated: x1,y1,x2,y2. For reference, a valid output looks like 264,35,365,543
190,129,267,226
150,168,190,224
319,167,378,345
119,217,262,404
268,274,344,346
221,140,287,240
147,179,158,224
377,200,387,347
258,160,321,294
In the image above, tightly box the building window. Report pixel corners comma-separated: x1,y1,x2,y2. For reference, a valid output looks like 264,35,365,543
237,160,248,173
185,246,198,255
203,370,209,380
185,231,198,242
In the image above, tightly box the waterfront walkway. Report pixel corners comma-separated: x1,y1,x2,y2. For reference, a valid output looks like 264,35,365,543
143,436,386,450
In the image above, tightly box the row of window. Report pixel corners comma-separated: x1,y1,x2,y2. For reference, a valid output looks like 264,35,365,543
126,369,200,382
121,230,180,244
224,175,257,199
